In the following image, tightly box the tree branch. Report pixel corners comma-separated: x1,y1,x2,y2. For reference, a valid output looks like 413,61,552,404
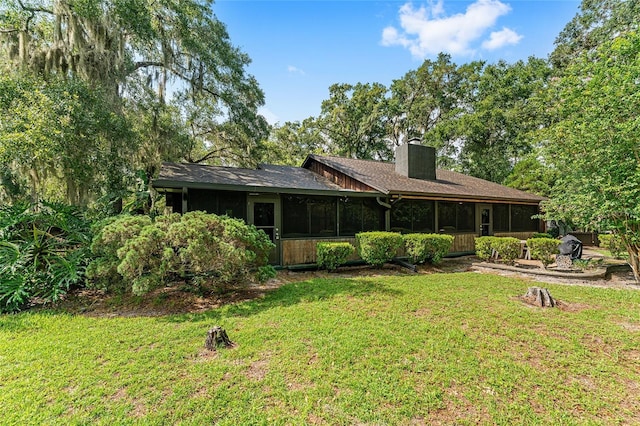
133,60,165,70
17,0,53,15
133,61,221,99
190,148,226,164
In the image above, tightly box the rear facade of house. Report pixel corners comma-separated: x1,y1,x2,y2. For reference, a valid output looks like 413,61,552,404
153,144,545,266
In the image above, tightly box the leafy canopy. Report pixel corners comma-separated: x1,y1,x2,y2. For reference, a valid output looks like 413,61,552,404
541,31,640,280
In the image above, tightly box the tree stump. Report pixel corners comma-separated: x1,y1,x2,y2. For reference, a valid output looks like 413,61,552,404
205,326,234,351
522,287,556,308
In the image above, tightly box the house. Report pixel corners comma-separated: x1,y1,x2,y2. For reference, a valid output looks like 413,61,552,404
152,144,545,266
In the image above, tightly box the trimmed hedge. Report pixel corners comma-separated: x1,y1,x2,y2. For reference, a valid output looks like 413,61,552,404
355,232,403,267
526,237,560,268
491,237,521,265
403,233,454,265
475,236,521,265
474,236,497,261
317,242,355,271
532,232,553,239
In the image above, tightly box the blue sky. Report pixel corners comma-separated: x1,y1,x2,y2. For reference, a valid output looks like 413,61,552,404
214,0,581,125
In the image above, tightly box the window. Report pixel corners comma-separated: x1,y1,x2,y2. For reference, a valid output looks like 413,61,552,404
187,189,246,219
282,195,337,238
437,202,456,232
457,203,475,232
511,204,539,232
219,193,246,218
362,198,385,232
339,198,384,236
391,199,435,233
165,192,182,213
390,200,412,233
493,204,509,232
437,202,475,232
413,200,435,233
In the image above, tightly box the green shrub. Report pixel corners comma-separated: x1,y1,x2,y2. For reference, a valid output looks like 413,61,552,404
527,238,560,268
598,233,626,259
475,236,521,264
355,232,403,268
317,242,355,271
474,236,497,261
532,232,553,239
87,211,275,295
572,258,604,271
86,214,153,292
0,202,93,313
403,233,454,264
491,237,522,265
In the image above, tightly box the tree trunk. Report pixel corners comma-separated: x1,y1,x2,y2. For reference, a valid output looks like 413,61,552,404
627,247,640,283
622,234,640,283
522,287,556,308
205,326,234,351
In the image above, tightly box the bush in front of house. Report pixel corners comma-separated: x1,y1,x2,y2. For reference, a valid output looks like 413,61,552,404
316,242,355,272
475,236,521,264
474,236,497,261
403,233,454,265
87,211,275,295
527,237,560,268
532,232,553,239
598,233,626,259
491,237,522,265
86,214,155,292
0,202,93,313
355,231,403,268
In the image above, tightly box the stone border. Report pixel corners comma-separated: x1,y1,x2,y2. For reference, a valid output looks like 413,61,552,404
471,262,608,280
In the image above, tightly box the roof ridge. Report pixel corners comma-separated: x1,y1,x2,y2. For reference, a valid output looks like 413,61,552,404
311,154,394,165
164,161,272,173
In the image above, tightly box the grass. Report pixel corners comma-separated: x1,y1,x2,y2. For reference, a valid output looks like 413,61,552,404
2,272,640,424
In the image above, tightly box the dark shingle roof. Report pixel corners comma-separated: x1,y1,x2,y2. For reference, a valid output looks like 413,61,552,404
153,162,361,194
305,155,545,203
154,156,544,204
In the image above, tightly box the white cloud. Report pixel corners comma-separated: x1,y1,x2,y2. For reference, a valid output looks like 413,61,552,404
258,106,279,125
482,27,523,50
287,65,305,75
381,0,522,58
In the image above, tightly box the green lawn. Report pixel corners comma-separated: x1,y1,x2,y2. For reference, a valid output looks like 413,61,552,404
2,272,640,425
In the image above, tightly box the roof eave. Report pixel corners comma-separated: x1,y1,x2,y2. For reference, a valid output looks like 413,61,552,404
388,191,544,204
152,180,382,198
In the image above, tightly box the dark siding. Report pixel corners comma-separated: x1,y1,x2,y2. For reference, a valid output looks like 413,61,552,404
307,159,376,192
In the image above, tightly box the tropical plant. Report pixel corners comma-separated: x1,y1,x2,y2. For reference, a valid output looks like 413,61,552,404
0,202,93,312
